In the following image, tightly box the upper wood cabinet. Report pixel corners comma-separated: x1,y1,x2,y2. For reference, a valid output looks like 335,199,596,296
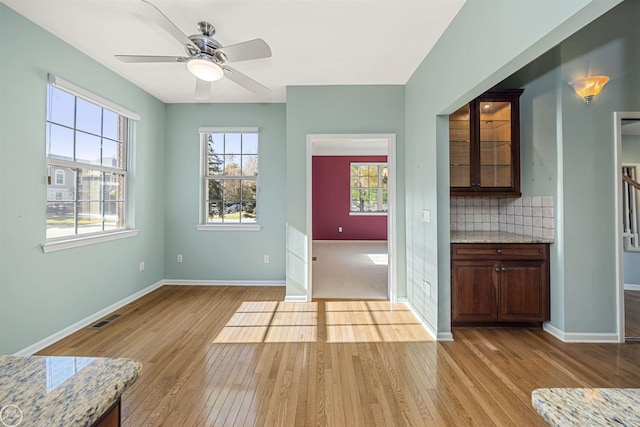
450,89,523,197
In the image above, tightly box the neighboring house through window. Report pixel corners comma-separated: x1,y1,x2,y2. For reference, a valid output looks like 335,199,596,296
54,169,65,185
350,162,388,214
200,128,258,226
45,74,138,243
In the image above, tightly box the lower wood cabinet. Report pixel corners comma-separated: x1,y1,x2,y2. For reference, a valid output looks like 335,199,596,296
451,243,550,326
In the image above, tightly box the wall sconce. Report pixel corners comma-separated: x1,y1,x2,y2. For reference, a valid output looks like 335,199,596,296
569,76,609,104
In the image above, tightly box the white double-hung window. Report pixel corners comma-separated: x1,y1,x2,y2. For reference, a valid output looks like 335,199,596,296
350,162,388,214
199,127,259,230
44,74,139,250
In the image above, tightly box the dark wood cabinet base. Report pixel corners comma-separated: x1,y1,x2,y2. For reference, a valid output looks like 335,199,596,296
451,243,550,326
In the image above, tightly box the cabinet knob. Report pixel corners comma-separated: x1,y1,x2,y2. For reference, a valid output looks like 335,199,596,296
501,267,507,272
495,267,501,272
496,249,502,254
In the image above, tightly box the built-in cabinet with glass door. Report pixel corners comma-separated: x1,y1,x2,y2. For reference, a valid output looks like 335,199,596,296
450,89,523,196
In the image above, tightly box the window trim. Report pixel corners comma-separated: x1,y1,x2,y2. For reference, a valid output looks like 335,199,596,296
44,74,139,248
198,127,260,228
349,162,388,215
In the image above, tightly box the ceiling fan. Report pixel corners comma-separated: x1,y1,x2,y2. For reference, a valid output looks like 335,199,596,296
115,0,272,100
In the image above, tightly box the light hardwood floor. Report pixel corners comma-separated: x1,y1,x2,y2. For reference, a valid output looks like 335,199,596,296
39,285,640,426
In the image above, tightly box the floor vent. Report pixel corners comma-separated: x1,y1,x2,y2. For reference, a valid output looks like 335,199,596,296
89,314,121,329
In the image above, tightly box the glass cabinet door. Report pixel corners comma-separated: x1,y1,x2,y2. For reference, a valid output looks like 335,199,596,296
449,104,471,188
478,101,512,188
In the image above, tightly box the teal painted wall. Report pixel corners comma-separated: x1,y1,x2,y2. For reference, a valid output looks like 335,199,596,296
405,0,620,334
285,86,406,298
163,104,286,280
0,4,167,354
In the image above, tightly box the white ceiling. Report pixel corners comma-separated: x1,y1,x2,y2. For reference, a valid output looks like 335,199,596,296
4,0,465,103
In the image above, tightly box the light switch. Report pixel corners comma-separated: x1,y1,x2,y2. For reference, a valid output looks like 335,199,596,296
421,210,431,223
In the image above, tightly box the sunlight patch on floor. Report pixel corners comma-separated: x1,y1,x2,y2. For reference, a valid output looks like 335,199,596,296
212,300,431,344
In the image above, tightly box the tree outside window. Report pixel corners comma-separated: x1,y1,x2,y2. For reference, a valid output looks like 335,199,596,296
350,163,388,213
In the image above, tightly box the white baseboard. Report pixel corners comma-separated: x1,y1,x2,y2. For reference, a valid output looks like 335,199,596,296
437,332,455,341
402,300,441,341
543,322,620,343
284,295,308,302
163,279,285,287
15,280,164,356
624,284,640,291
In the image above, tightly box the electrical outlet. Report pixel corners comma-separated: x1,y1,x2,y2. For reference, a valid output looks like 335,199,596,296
423,280,431,298
177,254,183,263
421,210,431,223
338,226,343,232
264,255,270,264
139,261,145,272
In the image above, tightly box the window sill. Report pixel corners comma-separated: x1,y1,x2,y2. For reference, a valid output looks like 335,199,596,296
42,229,139,253
349,212,388,217
196,224,262,232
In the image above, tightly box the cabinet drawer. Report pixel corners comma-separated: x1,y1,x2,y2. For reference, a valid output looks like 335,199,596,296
451,243,547,260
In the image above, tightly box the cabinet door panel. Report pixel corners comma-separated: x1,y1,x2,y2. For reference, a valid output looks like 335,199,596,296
499,261,547,321
452,261,498,322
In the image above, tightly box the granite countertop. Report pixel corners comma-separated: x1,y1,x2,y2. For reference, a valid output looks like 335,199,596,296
532,388,640,426
0,355,141,427
451,230,554,244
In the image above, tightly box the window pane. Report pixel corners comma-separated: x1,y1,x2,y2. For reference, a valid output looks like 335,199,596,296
77,169,102,201
102,110,120,141
46,202,76,239
76,98,102,135
75,131,101,165
207,201,222,223
208,180,223,201
225,155,241,175
104,173,124,201
47,87,75,127
242,133,258,154
208,133,224,154
225,133,241,154
47,167,75,201
223,179,241,202
224,201,241,223
241,179,257,200
102,139,123,169
381,167,388,188
242,155,258,176
47,123,74,160
104,201,124,230
208,152,224,175
242,202,257,223
77,201,103,234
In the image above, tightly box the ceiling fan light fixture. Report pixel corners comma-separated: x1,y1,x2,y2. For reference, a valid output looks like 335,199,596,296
187,58,224,82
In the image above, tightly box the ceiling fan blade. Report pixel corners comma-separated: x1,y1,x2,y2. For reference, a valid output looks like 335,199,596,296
223,66,271,96
217,39,272,63
195,78,212,100
115,55,189,63
140,0,200,55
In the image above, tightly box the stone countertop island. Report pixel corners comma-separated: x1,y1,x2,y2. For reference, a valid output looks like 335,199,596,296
0,355,140,427
532,388,640,426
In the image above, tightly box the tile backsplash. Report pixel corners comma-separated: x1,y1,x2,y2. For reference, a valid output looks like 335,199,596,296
450,196,555,239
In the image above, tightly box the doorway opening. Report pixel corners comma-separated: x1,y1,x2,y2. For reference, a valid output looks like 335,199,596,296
614,113,640,342
306,134,397,302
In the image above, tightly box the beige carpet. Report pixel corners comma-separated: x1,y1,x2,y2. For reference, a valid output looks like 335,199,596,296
311,241,388,299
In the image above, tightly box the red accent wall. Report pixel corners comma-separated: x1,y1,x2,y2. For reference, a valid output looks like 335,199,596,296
312,155,388,240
